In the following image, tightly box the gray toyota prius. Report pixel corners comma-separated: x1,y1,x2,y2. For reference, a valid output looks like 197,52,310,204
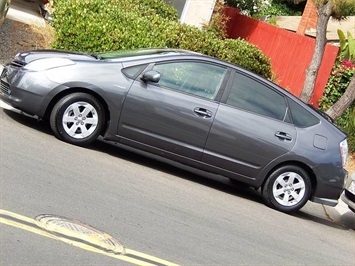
0,48,349,213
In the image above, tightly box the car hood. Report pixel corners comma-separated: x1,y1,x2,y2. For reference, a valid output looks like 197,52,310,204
13,49,97,66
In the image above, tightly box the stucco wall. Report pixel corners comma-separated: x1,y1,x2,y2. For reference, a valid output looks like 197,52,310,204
179,0,216,28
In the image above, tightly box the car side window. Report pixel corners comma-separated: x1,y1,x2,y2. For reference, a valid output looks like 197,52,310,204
153,61,227,99
287,99,320,127
226,72,287,121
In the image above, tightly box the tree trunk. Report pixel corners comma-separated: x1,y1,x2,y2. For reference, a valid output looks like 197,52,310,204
299,1,333,103
326,75,355,120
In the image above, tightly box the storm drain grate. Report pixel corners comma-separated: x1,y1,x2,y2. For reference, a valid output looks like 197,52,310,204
35,214,125,255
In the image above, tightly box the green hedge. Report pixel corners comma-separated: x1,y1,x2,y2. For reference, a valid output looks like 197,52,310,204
52,0,272,79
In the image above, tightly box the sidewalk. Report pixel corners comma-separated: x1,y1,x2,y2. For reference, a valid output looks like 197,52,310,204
322,199,354,229
7,0,45,27
276,16,355,42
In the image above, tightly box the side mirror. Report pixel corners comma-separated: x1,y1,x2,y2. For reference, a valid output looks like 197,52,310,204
141,70,161,83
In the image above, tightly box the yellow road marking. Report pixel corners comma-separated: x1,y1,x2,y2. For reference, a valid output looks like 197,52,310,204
0,209,179,266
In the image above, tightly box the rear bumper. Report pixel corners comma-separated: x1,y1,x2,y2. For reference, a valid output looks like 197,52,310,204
311,197,338,207
310,168,348,207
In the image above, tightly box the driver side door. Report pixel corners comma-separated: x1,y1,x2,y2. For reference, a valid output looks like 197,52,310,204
117,60,228,162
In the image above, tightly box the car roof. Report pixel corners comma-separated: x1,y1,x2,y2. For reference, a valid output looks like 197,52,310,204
97,48,207,62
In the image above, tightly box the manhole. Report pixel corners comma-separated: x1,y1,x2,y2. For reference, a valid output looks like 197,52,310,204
35,214,125,255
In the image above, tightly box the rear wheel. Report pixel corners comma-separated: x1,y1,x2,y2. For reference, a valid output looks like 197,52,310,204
262,165,311,213
50,93,105,146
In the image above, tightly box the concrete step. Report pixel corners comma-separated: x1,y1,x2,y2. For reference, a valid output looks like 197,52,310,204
8,0,45,27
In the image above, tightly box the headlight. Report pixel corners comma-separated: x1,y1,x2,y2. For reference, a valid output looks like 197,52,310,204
340,139,348,168
24,58,75,71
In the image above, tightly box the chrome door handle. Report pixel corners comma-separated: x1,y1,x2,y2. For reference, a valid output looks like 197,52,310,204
194,108,212,118
275,131,292,141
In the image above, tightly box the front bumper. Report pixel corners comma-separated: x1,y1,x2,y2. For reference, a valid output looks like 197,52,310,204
0,65,57,117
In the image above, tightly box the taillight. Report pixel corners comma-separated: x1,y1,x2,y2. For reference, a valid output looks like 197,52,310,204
340,139,348,168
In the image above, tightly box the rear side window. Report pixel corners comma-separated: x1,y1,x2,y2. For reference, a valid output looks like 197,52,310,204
226,72,287,121
288,99,319,127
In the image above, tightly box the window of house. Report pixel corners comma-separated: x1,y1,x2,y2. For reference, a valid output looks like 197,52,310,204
169,0,187,18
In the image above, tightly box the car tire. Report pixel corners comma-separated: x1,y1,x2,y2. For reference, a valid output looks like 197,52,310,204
50,93,105,146
262,165,311,213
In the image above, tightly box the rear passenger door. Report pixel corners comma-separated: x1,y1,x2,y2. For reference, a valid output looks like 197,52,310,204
202,71,297,180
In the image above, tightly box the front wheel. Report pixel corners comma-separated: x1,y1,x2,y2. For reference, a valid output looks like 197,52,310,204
50,93,105,146
262,165,311,213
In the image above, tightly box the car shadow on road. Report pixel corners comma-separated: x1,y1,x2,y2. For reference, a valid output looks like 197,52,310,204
2,109,53,135
90,139,354,231
3,108,353,231
91,138,265,203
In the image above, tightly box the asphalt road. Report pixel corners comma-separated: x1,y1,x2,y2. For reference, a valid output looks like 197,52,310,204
1,101,355,266
1,2,355,265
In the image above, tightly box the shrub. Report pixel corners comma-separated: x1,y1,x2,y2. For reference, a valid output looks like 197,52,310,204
52,0,272,79
258,0,303,17
224,0,303,17
319,60,355,151
202,0,229,39
52,0,179,51
224,0,264,16
341,108,355,153
173,24,272,79
338,30,355,63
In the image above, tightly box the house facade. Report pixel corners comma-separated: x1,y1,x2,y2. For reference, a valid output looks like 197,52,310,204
170,0,217,28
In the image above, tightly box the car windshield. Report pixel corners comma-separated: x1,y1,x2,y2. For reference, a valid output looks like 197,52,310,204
95,49,181,60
